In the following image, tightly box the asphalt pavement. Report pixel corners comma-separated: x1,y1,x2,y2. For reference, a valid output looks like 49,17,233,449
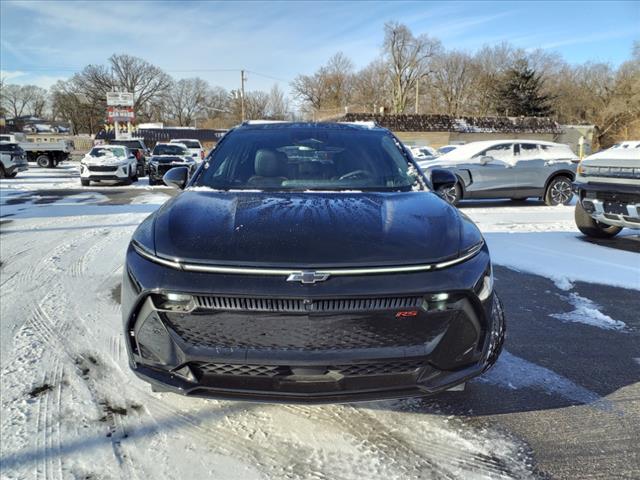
1,178,638,479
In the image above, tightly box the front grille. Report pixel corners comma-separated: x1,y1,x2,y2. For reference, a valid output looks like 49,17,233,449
330,361,423,376
190,360,424,378
584,166,640,180
593,191,640,204
88,165,118,172
193,295,424,313
196,363,288,377
165,308,451,351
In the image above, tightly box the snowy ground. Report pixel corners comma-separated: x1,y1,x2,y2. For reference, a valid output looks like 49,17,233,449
1,166,639,479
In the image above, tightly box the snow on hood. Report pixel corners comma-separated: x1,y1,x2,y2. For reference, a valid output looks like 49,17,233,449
583,145,640,163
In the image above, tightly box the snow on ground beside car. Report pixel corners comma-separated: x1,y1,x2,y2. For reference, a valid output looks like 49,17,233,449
0,203,537,480
477,351,602,405
1,168,636,479
0,164,171,192
461,202,640,291
550,293,626,330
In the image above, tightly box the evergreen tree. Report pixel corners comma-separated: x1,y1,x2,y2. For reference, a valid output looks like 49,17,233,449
493,59,553,116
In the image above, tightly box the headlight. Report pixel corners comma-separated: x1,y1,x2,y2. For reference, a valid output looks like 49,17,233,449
152,293,195,312
476,264,494,301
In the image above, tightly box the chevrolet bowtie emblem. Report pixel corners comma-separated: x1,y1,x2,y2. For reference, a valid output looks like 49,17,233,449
286,271,330,284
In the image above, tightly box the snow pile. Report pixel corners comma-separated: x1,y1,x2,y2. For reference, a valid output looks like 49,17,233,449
550,293,626,330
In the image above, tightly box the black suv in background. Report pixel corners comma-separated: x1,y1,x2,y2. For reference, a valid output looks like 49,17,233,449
122,122,505,402
147,142,197,185
109,139,150,177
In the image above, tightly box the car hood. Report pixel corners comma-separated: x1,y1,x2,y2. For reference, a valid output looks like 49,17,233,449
151,190,474,268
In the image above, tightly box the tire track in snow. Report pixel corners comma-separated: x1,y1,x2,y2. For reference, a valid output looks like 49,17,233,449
285,403,528,479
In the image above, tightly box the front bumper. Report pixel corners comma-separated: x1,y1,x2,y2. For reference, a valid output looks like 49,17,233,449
122,245,505,403
81,164,130,180
574,181,640,230
7,161,28,174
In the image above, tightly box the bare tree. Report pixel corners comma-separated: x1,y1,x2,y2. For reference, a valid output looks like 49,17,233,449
291,52,354,113
428,51,476,116
165,77,209,126
383,21,441,113
50,80,104,134
267,84,288,119
27,86,48,117
245,91,270,119
109,54,172,111
0,84,37,118
352,58,390,113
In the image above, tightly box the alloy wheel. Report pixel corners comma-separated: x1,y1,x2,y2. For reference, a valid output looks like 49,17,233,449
550,179,572,205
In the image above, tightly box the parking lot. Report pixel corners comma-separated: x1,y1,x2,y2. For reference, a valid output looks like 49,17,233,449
1,165,639,479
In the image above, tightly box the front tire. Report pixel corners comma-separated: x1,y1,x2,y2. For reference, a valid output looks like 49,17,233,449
544,175,573,206
574,201,622,238
439,183,462,205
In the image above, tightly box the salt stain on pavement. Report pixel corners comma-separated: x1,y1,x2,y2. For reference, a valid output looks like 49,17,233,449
550,293,626,331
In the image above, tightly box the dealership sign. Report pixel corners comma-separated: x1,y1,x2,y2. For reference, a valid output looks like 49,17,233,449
106,92,134,107
107,106,135,123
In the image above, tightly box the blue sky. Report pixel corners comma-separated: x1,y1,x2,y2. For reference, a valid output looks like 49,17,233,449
1,0,638,94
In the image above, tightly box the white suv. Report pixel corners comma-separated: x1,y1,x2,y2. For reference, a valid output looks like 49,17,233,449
170,139,204,161
574,141,640,237
80,145,138,186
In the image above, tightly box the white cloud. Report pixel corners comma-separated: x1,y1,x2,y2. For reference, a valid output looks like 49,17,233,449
1,70,27,81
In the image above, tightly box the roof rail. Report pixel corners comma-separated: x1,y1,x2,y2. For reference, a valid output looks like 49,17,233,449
242,120,289,125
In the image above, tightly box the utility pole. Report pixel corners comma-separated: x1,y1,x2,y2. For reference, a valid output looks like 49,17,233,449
240,70,246,122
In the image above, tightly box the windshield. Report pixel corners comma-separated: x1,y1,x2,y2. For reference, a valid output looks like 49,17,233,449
438,146,457,154
90,147,125,158
175,140,201,148
154,144,188,155
194,128,421,191
112,140,143,149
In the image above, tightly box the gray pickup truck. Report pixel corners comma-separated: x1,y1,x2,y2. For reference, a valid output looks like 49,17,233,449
573,141,640,238
0,142,29,178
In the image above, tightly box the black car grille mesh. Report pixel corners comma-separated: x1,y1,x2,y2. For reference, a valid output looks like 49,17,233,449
165,310,449,351
88,165,118,172
329,361,424,376
193,295,424,313
190,361,424,378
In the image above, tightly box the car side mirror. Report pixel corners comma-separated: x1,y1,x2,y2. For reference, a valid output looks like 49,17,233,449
431,168,457,192
479,155,493,165
163,166,189,189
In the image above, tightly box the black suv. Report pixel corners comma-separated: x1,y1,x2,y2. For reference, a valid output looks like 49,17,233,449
122,122,505,402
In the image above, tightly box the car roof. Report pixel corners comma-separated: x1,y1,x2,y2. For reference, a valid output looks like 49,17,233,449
235,121,388,132
438,139,571,160
170,138,200,143
94,144,124,149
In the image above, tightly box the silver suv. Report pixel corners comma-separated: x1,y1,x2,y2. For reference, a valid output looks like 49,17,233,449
418,140,578,205
0,142,29,178
574,141,640,238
